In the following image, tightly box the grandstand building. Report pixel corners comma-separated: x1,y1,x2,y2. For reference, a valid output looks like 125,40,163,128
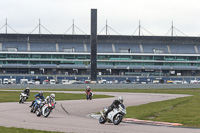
0,34,200,76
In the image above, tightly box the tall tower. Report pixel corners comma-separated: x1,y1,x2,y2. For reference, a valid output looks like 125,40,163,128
90,9,97,81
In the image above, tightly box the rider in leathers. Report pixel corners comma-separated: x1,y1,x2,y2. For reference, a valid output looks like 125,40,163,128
45,93,55,105
29,91,45,107
104,96,124,118
85,86,92,100
22,87,30,96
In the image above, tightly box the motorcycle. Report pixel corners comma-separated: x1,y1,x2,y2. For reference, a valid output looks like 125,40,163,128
19,92,28,104
30,98,43,113
99,104,126,125
86,92,93,100
36,100,56,117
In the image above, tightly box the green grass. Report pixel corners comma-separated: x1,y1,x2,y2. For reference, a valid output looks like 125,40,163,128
0,91,112,102
0,126,62,133
120,89,200,127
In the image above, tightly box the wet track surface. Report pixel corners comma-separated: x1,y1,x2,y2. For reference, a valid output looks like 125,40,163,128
0,91,200,133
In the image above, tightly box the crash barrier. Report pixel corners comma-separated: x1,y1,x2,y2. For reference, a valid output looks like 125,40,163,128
1,84,200,89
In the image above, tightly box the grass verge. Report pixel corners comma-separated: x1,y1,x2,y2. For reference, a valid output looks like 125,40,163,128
0,126,62,133
0,91,112,102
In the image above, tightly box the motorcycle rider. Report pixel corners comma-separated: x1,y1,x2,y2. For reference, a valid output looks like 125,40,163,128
104,96,124,118
29,91,45,107
19,87,30,103
45,93,56,105
22,87,30,96
85,86,92,100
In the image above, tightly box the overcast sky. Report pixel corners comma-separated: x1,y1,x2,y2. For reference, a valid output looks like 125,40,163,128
0,0,200,36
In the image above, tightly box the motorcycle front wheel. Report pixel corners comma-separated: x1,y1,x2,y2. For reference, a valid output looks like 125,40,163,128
21,98,25,103
36,109,41,117
30,106,34,113
33,106,38,113
44,108,52,117
99,116,106,124
113,114,123,125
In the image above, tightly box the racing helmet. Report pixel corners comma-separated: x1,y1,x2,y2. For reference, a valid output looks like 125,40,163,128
39,91,43,96
87,86,90,89
26,87,29,90
118,96,123,103
50,93,55,99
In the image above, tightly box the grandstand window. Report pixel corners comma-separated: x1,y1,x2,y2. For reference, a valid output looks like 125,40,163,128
40,61,51,64
41,54,51,59
154,56,164,60
188,56,197,61
76,55,86,59
31,54,41,59
52,55,62,59
141,56,153,60
84,61,89,65
132,56,141,60
52,61,60,64
64,55,75,59
154,62,163,65
176,57,187,61
98,55,107,60
0,54,6,58
18,61,28,64
109,55,118,58
7,54,18,58
134,62,143,65
164,56,176,61
18,54,28,59
30,61,39,65
164,63,190,66
7,61,17,64
143,62,154,65
97,62,107,65
86,55,90,59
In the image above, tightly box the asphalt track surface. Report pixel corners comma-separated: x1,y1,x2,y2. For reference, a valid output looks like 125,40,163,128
0,91,200,133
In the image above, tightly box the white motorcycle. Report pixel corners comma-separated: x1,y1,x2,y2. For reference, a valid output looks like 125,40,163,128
19,92,28,104
99,104,126,125
36,101,56,117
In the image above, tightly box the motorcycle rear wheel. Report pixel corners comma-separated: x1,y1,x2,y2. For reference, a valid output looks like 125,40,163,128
99,116,106,124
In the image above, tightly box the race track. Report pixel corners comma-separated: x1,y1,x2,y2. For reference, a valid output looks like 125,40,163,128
0,91,199,133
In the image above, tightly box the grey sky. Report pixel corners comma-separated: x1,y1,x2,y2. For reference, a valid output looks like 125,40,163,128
0,0,200,36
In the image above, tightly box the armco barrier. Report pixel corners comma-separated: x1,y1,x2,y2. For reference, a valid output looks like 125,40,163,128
1,84,200,89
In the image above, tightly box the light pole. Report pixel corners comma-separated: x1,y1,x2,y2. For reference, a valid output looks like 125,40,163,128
159,66,161,78
127,66,130,76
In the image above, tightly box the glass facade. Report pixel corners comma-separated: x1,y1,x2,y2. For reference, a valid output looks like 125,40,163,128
0,53,200,66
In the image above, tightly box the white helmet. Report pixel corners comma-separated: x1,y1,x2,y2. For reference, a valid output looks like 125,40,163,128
26,87,29,90
50,93,55,99
87,86,90,89
39,91,43,96
118,96,123,103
